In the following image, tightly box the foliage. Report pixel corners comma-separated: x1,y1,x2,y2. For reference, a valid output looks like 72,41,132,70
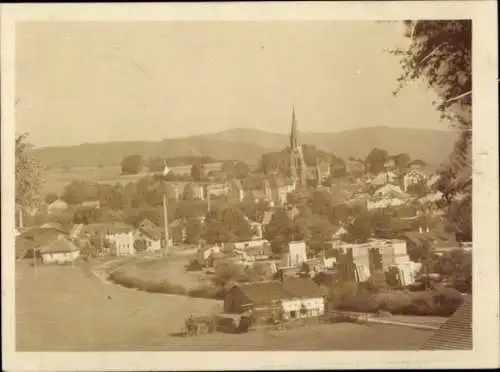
186,217,204,245
133,239,148,253
406,181,428,197
304,214,336,255
15,133,43,210
392,20,472,242
263,208,304,254
393,153,411,171
204,204,253,244
190,161,205,181
146,157,166,173
44,192,59,205
365,148,389,174
429,249,472,293
344,215,373,243
362,270,388,294
212,261,249,288
120,154,144,175
73,206,103,224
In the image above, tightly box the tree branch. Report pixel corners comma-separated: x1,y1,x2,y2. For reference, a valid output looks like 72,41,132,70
445,90,472,104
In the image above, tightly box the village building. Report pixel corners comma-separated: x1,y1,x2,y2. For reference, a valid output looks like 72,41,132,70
281,241,308,268
223,278,327,321
206,182,229,197
403,168,428,192
80,222,135,256
227,179,245,203
183,182,205,200
47,199,69,214
15,226,69,260
134,220,163,253
38,236,80,264
370,171,398,187
80,200,100,209
328,238,420,286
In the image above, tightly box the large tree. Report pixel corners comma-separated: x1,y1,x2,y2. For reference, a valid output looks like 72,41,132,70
15,134,43,213
120,154,144,175
204,204,253,244
391,21,472,232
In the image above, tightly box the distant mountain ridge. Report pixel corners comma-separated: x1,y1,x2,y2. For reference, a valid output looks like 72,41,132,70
32,126,457,169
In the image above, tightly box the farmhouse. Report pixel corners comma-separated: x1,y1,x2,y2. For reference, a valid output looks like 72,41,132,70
39,236,80,264
223,278,327,321
80,222,135,256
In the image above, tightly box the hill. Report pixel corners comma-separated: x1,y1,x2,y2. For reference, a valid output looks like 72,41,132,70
32,126,457,169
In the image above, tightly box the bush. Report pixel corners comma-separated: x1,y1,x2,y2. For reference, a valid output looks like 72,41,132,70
188,284,218,299
362,271,388,294
333,288,464,317
185,259,204,272
108,270,188,295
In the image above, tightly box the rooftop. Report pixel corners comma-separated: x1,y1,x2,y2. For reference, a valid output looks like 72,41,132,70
420,296,472,350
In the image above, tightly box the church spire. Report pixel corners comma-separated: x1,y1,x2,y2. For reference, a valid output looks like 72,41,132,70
290,104,299,149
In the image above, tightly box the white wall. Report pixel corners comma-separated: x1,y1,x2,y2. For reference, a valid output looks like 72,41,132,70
281,297,325,317
41,250,80,264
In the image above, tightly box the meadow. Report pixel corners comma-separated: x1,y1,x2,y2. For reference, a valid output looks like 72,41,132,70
41,165,143,195
15,259,433,351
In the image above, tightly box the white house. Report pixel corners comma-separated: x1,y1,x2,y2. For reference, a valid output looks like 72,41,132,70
281,278,327,318
39,236,80,264
47,199,69,214
403,169,428,192
282,241,307,268
110,231,135,256
134,226,163,253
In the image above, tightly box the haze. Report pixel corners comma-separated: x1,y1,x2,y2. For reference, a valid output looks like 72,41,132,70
16,21,449,148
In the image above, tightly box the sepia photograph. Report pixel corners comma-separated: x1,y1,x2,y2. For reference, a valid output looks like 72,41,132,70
1,1,498,371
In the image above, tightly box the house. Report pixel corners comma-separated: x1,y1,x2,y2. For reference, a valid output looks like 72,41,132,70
223,278,327,320
169,218,187,244
329,238,419,286
420,295,472,350
47,199,69,214
373,184,409,199
183,182,205,200
80,222,135,256
134,223,163,252
370,171,398,187
228,179,245,203
39,236,80,264
281,241,307,268
281,277,327,318
400,230,458,259
403,169,428,192
80,200,100,209
206,183,229,197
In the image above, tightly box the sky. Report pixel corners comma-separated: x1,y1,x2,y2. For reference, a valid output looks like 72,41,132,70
15,21,449,148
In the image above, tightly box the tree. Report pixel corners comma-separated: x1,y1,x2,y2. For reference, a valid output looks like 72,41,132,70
44,192,58,205
186,218,204,245
204,205,253,244
120,154,144,175
393,153,411,171
190,161,205,181
234,161,250,179
345,215,373,243
365,148,389,174
391,20,472,232
146,157,166,173
15,133,43,212
305,214,335,256
62,180,88,205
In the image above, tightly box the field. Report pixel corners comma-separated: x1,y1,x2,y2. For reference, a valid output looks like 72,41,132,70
15,259,433,351
41,165,144,194
109,248,211,291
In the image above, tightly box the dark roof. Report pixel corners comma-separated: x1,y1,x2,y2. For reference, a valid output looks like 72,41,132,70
139,226,163,240
420,296,472,350
237,281,293,303
139,218,158,229
282,278,327,298
39,236,80,254
80,222,133,235
401,231,456,249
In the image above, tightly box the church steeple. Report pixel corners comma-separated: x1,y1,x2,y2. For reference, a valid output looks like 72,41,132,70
290,104,298,149
289,105,306,189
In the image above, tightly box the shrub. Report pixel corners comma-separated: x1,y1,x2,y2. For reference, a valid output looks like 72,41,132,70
188,284,218,299
363,270,388,294
185,259,204,272
108,271,188,295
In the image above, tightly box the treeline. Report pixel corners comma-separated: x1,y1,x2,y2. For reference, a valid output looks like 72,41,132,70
120,154,219,175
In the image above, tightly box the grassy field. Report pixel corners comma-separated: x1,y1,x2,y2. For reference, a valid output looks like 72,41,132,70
15,259,433,351
109,249,211,292
41,165,144,194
